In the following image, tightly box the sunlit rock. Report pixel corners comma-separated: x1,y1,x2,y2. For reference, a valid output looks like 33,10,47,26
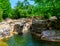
22,19,32,33
5,18,13,24
0,18,32,39
49,16,57,21
0,22,11,39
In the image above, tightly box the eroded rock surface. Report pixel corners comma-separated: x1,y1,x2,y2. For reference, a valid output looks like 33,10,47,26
0,22,11,39
13,24,23,35
30,18,60,42
41,30,60,42
0,18,32,39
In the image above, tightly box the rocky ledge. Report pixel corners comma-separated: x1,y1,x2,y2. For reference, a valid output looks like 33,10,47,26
0,18,32,40
41,30,60,42
0,22,11,40
30,18,60,42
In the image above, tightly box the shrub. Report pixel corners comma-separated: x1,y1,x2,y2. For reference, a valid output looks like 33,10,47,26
0,8,3,22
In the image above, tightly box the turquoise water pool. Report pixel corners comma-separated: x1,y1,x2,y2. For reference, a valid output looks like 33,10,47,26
0,32,60,46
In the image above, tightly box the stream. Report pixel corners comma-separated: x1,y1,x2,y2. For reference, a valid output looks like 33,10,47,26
0,31,60,46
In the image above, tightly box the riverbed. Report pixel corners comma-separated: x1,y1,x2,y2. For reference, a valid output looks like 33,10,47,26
0,31,60,46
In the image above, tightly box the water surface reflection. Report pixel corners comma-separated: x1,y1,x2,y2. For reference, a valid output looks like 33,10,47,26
0,32,60,46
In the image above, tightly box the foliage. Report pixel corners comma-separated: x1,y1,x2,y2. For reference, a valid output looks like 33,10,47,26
0,8,3,22
13,1,34,18
0,0,60,20
33,0,60,19
0,0,11,19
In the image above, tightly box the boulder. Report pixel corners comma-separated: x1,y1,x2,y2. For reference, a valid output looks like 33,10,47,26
41,30,60,42
0,22,11,39
42,30,56,37
49,16,57,21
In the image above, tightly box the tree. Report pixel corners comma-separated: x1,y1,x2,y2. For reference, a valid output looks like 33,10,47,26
14,1,30,18
0,8,3,22
0,0,11,19
33,0,60,19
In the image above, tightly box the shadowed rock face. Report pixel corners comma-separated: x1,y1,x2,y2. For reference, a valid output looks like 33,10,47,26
30,19,60,42
13,24,23,35
47,19,60,30
30,20,47,33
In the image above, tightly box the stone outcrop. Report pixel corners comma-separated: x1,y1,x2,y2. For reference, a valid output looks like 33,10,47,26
0,18,32,40
41,30,60,42
11,18,32,34
0,17,60,42
30,18,60,42
30,19,48,33
0,22,11,39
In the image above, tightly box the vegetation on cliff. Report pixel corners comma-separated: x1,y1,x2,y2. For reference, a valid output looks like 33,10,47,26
0,0,60,21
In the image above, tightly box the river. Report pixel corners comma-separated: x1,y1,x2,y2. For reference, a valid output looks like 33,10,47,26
0,32,60,46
